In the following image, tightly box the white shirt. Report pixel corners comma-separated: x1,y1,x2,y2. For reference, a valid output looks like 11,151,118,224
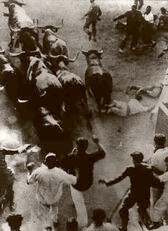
84,222,119,231
108,99,151,117
128,98,150,115
159,171,168,198
27,165,77,205
144,12,154,23
151,147,168,172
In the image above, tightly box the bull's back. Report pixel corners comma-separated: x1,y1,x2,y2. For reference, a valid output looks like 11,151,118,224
58,71,86,99
43,36,68,56
85,66,112,93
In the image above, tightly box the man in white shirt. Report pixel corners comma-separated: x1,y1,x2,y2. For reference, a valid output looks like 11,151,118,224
142,6,156,47
150,156,168,229
104,95,154,116
143,6,154,23
151,134,168,175
27,153,77,231
150,134,168,206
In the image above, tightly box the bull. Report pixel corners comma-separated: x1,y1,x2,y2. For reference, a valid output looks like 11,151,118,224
82,49,113,112
25,56,64,117
33,106,64,141
3,1,35,51
38,22,68,56
47,53,88,113
0,53,18,102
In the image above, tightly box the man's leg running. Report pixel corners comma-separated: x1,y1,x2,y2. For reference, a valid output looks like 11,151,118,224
83,18,92,40
119,193,136,231
70,186,88,228
92,22,97,41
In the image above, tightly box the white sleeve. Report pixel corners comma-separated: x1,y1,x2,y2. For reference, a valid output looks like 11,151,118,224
151,155,158,167
105,223,119,231
27,169,38,184
62,170,77,185
159,172,168,182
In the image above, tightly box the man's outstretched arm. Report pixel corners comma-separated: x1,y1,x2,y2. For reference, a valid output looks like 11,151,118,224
99,169,128,186
90,135,106,161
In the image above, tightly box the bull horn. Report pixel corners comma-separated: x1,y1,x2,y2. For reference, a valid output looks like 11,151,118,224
55,19,64,29
9,25,21,33
68,52,80,62
39,91,47,98
98,49,103,55
9,51,25,57
81,50,88,56
47,53,68,60
17,98,30,103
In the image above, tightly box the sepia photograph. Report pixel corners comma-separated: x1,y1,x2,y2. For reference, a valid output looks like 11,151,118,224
0,0,168,230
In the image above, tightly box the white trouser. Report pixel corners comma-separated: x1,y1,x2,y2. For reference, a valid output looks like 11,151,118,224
152,195,168,222
70,186,88,227
37,201,59,228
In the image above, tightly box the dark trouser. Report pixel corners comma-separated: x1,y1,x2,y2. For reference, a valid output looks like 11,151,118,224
83,17,97,40
0,170,14,209
119,30,139,50
141,22,155,45
134,0,144,10
119,193,150,231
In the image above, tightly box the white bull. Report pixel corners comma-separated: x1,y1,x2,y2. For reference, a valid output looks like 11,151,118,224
7,3,35,51
8,3,34,29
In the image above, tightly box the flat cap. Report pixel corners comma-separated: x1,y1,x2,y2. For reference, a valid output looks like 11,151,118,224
130,151,144,162
45,152,56,160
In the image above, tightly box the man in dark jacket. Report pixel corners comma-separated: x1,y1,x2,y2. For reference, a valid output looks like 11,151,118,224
62,135,105,228
99,152,162,231
62,135,105,191
114,5,143,53
83,0,102,41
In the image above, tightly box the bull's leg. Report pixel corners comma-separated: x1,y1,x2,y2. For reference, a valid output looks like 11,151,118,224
6,183,15,211
9,32,19,52
81,95,92,131
8,32,14,50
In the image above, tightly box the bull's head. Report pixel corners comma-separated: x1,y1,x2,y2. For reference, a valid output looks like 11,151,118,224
19,27,40,52
9,27,40,52
82,49,103,58
82,49,103,65
27,56,48,82
47,52,79,71
38,19,64,34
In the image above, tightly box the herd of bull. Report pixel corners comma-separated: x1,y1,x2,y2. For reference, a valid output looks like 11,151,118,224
0,0,113,142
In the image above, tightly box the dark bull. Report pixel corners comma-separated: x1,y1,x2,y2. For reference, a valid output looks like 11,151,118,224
38,20,68,57
82,49,113,112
